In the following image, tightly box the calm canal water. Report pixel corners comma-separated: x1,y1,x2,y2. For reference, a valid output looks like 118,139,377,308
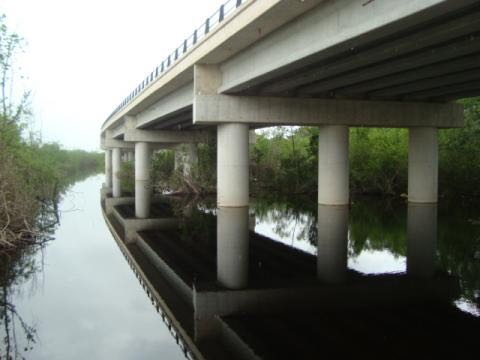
1,174,479,359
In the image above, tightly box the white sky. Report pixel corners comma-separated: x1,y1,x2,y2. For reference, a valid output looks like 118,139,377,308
0,0,224,151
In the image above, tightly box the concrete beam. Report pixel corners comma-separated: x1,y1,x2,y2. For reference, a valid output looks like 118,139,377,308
194,94,464,128
261,9,480,94
104,138,135,149
369,69,480,99
219,0,477,93
336,53,480,96
124,128,209,143
299,36,480,95
110,122,125,139
136,82,193,129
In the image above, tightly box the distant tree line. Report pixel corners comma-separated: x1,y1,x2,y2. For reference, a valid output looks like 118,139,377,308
0,15,103,252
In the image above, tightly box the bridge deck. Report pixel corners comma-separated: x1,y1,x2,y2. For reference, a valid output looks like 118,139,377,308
102,0,479,136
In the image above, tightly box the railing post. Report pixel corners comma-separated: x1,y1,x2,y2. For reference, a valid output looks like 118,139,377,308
219,5,225,22
193,29,198,44
236,0,242,8
183,39,187,53
175,48,179,60
205,18,210,34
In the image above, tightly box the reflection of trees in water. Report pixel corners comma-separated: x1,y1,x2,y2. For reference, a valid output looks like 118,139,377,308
436,201,480,306
348,198,406,257
1,247,40,359
253,195,317,246
254,194,480,310
0,181,65,359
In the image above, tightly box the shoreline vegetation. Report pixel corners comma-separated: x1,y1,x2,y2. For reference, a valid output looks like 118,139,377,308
120,98,480,200
0,15,103,252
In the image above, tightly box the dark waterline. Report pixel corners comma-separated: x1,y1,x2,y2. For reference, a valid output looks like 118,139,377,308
1,174,479,359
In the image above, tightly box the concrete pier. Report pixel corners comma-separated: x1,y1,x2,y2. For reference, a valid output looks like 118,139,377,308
408,127,438,203
112,148,122,198
174,146,182,173
217,123,249,207
135,142,151,218
407,203,437,278
318,125,349,205
183,143,198,177
217,207,249,289
317,205,349,283
127,151,134,162
105,149,112,189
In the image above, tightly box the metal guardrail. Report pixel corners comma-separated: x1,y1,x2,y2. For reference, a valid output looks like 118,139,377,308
106,0,244,122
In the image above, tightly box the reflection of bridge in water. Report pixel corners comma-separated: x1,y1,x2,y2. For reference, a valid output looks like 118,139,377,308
101,190,478,360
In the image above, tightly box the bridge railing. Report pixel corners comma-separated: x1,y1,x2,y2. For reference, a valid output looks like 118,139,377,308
105,0,244,122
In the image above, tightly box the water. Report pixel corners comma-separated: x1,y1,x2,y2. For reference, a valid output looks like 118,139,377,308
1,175,186,360
1,175,479,359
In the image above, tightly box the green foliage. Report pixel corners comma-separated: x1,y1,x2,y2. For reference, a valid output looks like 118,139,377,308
119,160,134,194
151,149,175,192
0,14,103,250
350,128,408,195
251,127,318,193
439,97,480,197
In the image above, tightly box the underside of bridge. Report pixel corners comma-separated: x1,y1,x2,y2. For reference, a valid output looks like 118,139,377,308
99,1,480,356
103,0,479,136
100,0,479,216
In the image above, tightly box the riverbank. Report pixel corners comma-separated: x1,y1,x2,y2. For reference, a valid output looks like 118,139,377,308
0,15,104,252
0,142,103,252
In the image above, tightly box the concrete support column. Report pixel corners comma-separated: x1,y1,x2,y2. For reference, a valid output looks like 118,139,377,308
217,123,249,207
217,207,249,289
174,147,182,173
407,203,437,278
112,148,122,198
135,142,151,219
105,149,112,188
183,143,198,177
408,127,438,203
317,205,349,283
318,125,349,205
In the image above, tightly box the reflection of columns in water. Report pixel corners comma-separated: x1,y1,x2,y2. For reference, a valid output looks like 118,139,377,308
112,148,122,198
217,207,249,289
105,149,112,188
317,205,349,283
248,212,256,232
407,203,437,278
135,142,151,218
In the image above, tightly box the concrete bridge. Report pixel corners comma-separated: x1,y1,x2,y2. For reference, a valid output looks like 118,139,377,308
100,0,478,217
99,1,480,355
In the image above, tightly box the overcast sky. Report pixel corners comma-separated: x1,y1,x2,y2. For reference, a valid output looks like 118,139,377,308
0,0,224,151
